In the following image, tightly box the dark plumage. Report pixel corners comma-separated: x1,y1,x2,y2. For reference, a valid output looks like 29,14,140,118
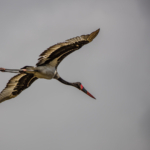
0,29,100,103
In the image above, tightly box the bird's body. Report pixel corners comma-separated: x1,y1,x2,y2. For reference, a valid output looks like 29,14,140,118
34,65,56,79
0,29,100,103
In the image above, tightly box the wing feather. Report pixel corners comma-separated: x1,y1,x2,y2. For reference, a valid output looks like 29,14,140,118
0,74,38,103
36,29,100,67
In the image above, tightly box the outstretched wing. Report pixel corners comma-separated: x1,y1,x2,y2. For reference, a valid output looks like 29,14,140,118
0,73,38,103
36,29,100,68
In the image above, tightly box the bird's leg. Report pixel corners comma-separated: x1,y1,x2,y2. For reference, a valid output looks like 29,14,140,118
0,67,26,73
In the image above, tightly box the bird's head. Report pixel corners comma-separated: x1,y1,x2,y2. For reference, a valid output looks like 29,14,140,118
73,82,96,99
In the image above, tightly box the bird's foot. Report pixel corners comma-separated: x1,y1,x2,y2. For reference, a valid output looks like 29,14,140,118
0,67,5,72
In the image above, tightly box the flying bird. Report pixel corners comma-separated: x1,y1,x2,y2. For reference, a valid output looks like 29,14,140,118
0,29,100,103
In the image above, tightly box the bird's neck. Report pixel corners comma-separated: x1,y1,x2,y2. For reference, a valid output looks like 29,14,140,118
57,77,73,86
54,72,76,87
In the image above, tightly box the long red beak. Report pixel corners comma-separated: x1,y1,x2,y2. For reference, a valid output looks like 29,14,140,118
80,84,96,99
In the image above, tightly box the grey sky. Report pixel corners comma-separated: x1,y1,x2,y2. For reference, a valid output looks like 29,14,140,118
0,0,150,150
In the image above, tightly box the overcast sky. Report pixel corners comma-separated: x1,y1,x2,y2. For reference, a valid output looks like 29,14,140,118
0,0,150,150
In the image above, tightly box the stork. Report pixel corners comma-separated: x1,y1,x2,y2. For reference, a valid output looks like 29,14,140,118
0,29,100,103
